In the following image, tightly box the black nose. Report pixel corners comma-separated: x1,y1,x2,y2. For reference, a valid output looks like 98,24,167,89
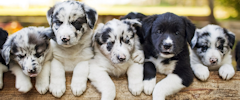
62,38,70,42
163,43,172,50
117,55,126,62
29,67,36,73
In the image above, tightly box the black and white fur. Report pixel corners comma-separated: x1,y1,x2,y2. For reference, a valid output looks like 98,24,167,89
235,41,240,71
191,25,235,81
0,28,9,89
1,27,52,94
88,19,144,100
46,1,98,97
120,12,147,44
142,12,195,100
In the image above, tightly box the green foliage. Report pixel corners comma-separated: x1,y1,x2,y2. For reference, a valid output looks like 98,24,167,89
218,0,240,19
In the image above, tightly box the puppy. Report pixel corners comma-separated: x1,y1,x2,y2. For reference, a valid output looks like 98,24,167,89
1,27,52,94
120,12,147,44
191,25,235,81
88,19,144,100
235,41,240,71
0,28,9,89
46,1,98,97
142,12,195,100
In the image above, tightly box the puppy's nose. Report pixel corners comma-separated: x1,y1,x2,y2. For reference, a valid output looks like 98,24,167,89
209,57,218,64
117,55,126,62
28,67,36,74
61,36,70,42
163,43,172,50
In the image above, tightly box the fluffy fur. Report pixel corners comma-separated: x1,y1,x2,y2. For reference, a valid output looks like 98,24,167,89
1,27,52,94
46,1,98,97
88,19,144,100
0,28,9,89
191,25,235,81
142,12,195,100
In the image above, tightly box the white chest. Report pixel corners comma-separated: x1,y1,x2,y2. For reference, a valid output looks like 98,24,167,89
146,57,177,75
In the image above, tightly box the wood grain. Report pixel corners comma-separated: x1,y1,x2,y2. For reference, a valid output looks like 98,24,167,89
0,71,240,100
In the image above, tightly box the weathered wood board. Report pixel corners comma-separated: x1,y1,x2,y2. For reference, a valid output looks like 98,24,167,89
0,71,240,100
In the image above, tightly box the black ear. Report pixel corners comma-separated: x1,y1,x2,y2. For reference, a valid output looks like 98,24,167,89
0,28,8,49
142,15,157,39
92,23,105,45
46,6,55,26
40,27,55,41
1,35,14,64
182,17,196,44
223,28,235,49
82,4,98,29
191,29,200,48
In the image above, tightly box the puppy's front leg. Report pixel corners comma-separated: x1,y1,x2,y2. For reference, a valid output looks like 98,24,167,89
219,64,235,80
35,61,51,94
143,62,156,95
10,64,32,93
88,65,115,100
0,63,8,89
191,64,210,81
71,61,88,96
127,63,143,96
152,74,185,100
49,58,66,98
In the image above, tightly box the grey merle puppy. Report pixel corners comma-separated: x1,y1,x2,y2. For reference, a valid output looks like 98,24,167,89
1,27,52,94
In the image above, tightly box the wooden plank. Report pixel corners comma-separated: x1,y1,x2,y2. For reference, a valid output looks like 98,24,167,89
0,71,240,100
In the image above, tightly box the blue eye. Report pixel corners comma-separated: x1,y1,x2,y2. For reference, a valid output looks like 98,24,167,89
55,20,63,26
18,54,26,59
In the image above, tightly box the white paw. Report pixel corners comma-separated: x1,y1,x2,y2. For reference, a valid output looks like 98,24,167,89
143,79,156,95
35,81,49,94
71,82,86,96
193,66,209,81
49,82,66,98
16,80,32,93
219,65,235,80
128,82,143,96
132,50,144,64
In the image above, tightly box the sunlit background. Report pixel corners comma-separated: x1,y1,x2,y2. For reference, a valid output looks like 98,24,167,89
0,0,239,36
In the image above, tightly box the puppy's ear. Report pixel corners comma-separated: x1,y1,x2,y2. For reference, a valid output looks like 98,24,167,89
142,15,157,39
223,28,235,49
1,36,14,64
40,27,55,41
46,6,55,26
92,23,105,46
122,19,142,27
182,17,196,44
191,29,200,48
0,28,8,49
82,4,98,29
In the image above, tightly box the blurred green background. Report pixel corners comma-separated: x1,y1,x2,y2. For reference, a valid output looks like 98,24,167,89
0,0,239,66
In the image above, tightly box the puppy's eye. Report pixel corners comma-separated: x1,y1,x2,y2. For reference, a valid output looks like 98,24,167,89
107,41,115,46
176,31,179,35
35,53,42,58
55,20,63,26
157,30,161,34
18,54,26,59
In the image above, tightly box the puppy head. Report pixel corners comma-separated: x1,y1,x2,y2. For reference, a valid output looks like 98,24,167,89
142,12,196,58
1,27,52,77
191,25,235,66
120,12,147,22
94,19,141,64
47,1,98,47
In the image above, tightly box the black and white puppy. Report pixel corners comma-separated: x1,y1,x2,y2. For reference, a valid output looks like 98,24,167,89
46,1,98,97
142,12,195,100
0,28,8,89
235,41,240,71
1,27,52,94
120,12,147,44
191,25,235,81
88,19,144,100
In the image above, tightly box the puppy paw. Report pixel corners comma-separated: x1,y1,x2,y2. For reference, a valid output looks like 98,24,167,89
132,50,144,64
49,82,66,98
35,81,49,94
71,82,86,96
194,66,209,81
219,65,235,80
128,82,143,96
143,79,156,95
16,80,32,93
